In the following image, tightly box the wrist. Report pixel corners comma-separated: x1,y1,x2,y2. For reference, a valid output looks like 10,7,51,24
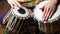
50,0,58,5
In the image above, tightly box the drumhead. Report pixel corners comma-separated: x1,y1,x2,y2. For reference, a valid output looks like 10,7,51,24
12,6,29,18
34,1,60,23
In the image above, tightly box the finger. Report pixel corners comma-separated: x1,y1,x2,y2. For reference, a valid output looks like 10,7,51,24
40,6,44,11
8,2,14,8
14,0,21,8
12,2,19,10
45,7,52,21
44,8,49,21
49,8,55,19
43,6,49,21
7,0,13,8
10,3,14,8
42,6,47,20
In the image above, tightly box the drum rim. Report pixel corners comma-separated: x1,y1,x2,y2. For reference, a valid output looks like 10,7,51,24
11,6,30,18
34,16,59,23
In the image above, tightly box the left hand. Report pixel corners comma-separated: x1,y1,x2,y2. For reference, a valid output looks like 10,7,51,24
42,1,57,21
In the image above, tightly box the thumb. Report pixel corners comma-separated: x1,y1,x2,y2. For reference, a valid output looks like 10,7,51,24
40,6,45,11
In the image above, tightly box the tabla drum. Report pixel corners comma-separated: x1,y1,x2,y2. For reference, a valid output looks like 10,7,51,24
34,1,60,34
3,6,30,34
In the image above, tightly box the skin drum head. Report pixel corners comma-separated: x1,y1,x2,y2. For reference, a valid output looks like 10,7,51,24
34,1,60,23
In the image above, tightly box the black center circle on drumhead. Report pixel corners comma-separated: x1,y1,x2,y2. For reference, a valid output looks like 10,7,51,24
18,8,26,14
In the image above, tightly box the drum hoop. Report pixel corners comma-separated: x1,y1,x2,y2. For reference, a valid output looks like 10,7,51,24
34,16,59,23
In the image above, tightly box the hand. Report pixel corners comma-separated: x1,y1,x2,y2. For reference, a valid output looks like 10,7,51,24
7,0,24,10
42,1,57,21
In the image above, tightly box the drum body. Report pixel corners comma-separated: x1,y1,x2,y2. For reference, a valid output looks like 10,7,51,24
3,6,30,34
34,1,60,33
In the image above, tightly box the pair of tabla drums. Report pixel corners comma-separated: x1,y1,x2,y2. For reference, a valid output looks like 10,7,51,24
3,0,60,34
34,1,60,33
3,6,31,34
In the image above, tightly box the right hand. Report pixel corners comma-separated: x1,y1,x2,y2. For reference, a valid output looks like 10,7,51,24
42,0,57,21
7,0,24,10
